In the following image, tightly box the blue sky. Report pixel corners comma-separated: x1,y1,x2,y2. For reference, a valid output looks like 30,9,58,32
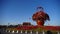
0,0,60,26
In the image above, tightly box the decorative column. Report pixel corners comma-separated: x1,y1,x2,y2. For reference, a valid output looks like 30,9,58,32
43,30,45,34
25,30,27,34
12,30,14,33
21,30,22,33
8,30,10,32
16,30,18,33
36,31,38,34
57,31,60,34
6,30,7,32
30,30,32,34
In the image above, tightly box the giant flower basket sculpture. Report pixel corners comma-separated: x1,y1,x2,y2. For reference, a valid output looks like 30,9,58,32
32,7,50,26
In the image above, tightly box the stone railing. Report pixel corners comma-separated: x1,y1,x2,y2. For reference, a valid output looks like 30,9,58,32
5,30,60,34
